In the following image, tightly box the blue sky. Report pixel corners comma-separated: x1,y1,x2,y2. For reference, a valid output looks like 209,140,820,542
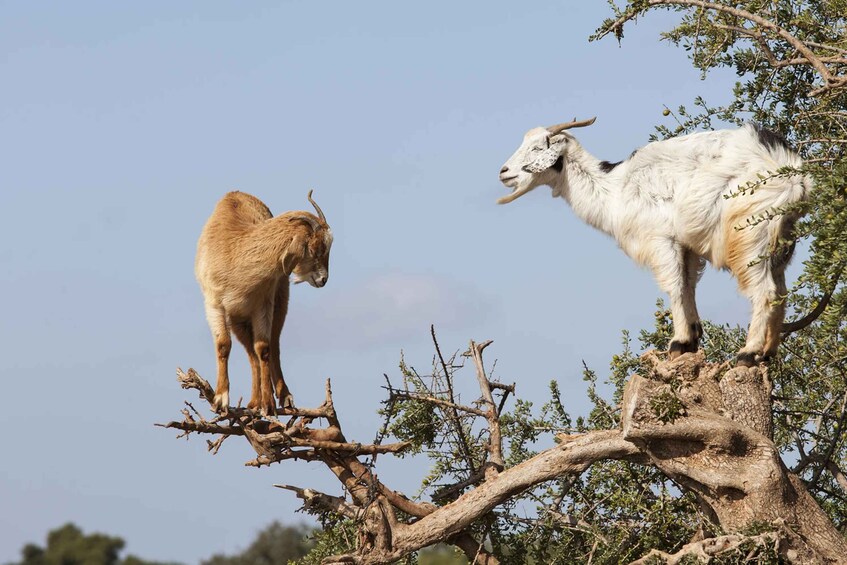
0,2,797,563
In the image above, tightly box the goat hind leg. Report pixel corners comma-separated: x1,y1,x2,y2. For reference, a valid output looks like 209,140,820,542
251,309,277,417
763,269,788,360
232,322,261,410
737,270,780,367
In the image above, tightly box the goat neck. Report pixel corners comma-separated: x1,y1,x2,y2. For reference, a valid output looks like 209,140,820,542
553,139,618,237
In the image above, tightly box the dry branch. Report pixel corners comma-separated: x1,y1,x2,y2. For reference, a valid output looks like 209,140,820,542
162,343,847,563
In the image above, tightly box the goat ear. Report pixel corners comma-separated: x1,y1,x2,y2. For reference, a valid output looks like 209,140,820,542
523,148,561,173
281,234,308,276
523,135,568,173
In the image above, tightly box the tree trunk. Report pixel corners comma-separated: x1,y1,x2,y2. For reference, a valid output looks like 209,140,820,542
622,351,847,563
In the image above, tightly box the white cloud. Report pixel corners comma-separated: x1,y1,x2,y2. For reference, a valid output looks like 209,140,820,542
284,273,493,350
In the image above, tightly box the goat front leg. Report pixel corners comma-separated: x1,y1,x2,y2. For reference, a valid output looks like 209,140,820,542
652,240,701,358
270,281,294,409
683,249,705,346
204,302,232,412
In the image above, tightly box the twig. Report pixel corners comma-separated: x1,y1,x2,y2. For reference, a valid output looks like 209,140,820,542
469,340,505,472
274,484,363,520
388,389,488,418
432,326,477,474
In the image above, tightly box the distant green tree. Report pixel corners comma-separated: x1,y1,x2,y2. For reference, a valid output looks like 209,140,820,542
201,522,314,565
12,523,179,565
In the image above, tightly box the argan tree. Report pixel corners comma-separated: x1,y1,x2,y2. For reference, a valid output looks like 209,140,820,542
161,2,847,563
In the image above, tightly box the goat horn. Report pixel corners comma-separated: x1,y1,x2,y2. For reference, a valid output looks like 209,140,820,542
288,213,321,232
307,189,327,224
547,116,597,135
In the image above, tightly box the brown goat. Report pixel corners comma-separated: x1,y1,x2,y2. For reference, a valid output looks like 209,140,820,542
195,190,332,415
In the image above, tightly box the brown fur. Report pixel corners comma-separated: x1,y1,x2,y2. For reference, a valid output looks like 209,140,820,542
195,191,332,415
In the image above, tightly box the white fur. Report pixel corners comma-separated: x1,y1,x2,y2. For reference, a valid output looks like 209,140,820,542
499,122,810,362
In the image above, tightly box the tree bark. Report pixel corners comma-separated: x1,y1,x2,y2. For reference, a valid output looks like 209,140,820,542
622,351,847,563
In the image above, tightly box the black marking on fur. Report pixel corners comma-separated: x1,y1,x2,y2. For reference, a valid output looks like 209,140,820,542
552,155,564,173
629,149,638,159
751,123,793,153
735,351,758,367
771,240,797,270
669,340,697,355
690,322,703,342
599,160,622,173
770,216,797,270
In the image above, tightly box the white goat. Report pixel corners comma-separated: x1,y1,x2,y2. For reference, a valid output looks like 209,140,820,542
498,118,810,366
195,190,333,415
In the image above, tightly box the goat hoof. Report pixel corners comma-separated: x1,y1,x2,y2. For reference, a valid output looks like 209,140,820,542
735,352,758,367
212,392,230,413
259,398,277,418
669,340,697,359
279,394,295,410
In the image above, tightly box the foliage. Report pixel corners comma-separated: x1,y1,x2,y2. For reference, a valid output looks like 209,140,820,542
10,523,180,565
590,0,847,538
201,522,314,565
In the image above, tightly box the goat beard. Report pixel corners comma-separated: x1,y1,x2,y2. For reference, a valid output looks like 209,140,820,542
497,184,536,204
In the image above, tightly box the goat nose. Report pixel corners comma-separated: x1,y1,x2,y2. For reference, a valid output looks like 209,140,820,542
500,166,509,174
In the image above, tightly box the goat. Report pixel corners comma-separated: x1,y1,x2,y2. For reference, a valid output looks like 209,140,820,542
498,118,810,366
195,190,332,415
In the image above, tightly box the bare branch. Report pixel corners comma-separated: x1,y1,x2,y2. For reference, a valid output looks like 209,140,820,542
432,326,477,474
469,339,505,473
387,389,488,418
274,484,362,520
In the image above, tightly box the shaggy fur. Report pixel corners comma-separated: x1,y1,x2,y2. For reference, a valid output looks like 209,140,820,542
498,121,810,365
195,191,333,414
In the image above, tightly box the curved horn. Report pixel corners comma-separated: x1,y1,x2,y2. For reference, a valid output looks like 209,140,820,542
307,189,327,224
547,116,597,135
288,213,321,232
